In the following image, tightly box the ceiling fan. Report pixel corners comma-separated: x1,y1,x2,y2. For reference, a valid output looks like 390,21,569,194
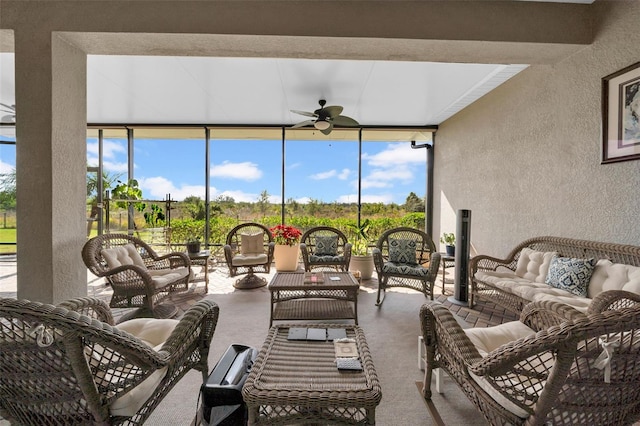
291,99,359,135
0,103,16,123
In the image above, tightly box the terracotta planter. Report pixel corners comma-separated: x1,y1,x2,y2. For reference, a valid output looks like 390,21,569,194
349,254,374,280
274,244,300,271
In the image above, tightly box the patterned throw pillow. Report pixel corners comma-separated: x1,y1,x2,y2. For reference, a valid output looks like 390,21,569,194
315,235,338,256
545,256,596,297
389,238,417,264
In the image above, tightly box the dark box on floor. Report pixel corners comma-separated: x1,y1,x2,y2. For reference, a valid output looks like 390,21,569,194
199,344,257,426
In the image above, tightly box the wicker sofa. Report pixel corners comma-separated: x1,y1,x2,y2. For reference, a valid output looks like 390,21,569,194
469,236,640,315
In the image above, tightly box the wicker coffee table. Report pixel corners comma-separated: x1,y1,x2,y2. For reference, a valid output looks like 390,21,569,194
242,323,382,425
268,272,360,327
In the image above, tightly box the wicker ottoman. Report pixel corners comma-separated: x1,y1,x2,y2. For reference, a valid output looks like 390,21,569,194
242,323,382,425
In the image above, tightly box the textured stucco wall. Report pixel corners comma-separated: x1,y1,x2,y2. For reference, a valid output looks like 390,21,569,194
434,1,640,257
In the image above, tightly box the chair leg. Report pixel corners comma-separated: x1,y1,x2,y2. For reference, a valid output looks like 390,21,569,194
375,281,385,306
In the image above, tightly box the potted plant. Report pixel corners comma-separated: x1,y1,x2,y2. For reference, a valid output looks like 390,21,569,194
440,232,455,256
270,224,302,271
186,235,202,254
347,219,374,280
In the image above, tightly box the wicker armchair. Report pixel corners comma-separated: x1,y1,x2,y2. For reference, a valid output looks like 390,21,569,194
420,290,640,425
372,227,441,306
223,222,275,289
82,233,192,319
300,226,352,272
0,296,219,425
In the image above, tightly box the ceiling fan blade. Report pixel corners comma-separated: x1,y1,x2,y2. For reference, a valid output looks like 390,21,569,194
331,115,359,127
322,105,343,118
291,109,317,118
0,103,15,111
320,122,334,135
291,119,315,129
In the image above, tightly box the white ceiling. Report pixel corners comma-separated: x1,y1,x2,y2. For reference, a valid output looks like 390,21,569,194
84,56,528,127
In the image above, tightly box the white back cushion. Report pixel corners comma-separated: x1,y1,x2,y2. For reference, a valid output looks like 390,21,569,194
102,244,146,269
514,248,558,283
240,233,264,255
588,259,640,298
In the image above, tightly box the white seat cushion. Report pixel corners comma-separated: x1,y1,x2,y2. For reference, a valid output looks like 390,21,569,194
108,318,179,417
465,321,538,419
464,321,535,357
232,253,268,266
149,267,190,289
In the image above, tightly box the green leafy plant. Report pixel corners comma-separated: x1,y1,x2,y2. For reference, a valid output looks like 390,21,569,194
347,219,372,256
440,232,455,246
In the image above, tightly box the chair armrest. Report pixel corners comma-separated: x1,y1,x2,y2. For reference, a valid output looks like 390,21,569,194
150,251,191,269
427,252,441,278
469,253,517,274
344,242,352,264
468,325,571,378
160,299,220,363
57,297,115,326
267,241,275,257
420,301,483,365
588,290,640,314
223,244,234,266
520,300,587,331
372,247,384,273
300,243,311,270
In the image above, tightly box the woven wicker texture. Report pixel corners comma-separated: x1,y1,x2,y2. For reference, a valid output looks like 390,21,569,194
420,290,640,426
223,223,275,283
300,226,352,272
0,296,219,425
242,323,381,425
372,227,441,306
469,236,640,314
268,272,360,326
82,233,193,318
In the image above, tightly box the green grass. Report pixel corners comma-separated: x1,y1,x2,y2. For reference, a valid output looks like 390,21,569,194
0,228,16,254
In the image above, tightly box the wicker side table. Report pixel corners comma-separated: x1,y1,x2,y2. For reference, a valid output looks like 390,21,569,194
242,323,382,425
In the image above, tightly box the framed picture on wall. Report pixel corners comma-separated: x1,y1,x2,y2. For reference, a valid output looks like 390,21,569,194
602,61,640,164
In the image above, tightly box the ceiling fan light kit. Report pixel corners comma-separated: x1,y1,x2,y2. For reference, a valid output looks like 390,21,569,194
314,120,331,130
291,99,359,135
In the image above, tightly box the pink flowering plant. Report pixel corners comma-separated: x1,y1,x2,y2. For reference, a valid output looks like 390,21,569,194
270,224,302,246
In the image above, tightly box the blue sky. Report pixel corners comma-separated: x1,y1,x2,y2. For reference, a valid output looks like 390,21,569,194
0,133,427,205
87,137,428,205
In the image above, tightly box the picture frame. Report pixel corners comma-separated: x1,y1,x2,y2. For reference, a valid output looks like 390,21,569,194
602,61,640,164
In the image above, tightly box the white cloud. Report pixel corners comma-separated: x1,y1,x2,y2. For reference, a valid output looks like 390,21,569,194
0,160,14,174
215,189,260,203
87,139,128,172
338,168,351,180
361,193,395,204
338,193,394,204
211,161,262,181
139,176,206,201
360,179,391,189
310,169,337,180
363,143,425,167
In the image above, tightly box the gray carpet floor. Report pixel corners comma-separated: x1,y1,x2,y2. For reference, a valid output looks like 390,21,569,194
147,285,487,425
